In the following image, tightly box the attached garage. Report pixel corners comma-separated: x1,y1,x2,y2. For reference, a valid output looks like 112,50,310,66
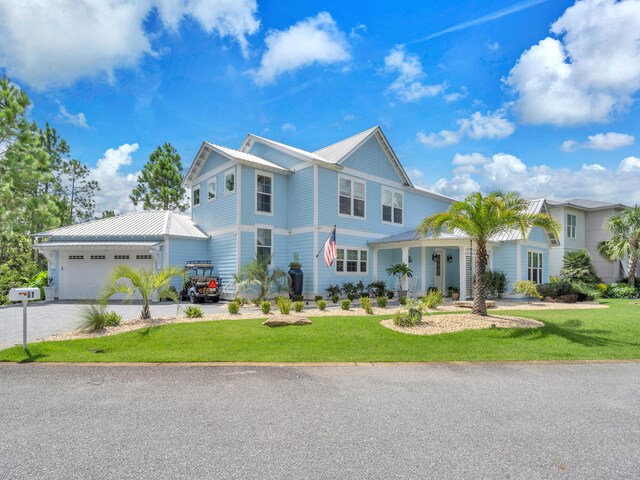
34,211,209,300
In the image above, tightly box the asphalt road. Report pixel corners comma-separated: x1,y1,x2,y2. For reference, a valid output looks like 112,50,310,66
0,301,228,350
1,363,638,479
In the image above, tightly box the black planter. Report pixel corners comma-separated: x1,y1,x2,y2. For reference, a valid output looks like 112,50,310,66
288,267,303,298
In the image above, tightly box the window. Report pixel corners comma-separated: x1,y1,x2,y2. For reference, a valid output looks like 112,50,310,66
256,172,272,214
566,214,576,238
256,228,272,263
68,255,84,260
208,178,217,202
528,251,543,284
338,176,365,218
114,255,129,260
382,188,403,224
193,187,200,207
90,255,106,260
136,254,152,260
225,169,235,195
336,248,367,273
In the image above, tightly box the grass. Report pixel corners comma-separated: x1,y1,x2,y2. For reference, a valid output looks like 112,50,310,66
1,300,639,363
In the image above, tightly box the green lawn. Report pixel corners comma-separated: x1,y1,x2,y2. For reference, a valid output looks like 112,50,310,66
1,299,639,363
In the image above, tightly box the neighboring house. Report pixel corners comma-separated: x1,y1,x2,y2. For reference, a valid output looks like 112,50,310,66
546,199,632,283
34,210,207,299
35,126,627,301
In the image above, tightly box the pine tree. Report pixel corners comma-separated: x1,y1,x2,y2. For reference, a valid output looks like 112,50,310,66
130,143,188,211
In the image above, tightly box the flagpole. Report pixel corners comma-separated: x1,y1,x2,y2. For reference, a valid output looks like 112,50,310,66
315,225,336,258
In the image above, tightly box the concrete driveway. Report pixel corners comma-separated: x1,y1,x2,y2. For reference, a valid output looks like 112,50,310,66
0,300,227,350
1,363,639,479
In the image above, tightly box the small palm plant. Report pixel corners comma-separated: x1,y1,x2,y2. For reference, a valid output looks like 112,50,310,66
98,265,184,320
598,205,640,287
232,256,287,303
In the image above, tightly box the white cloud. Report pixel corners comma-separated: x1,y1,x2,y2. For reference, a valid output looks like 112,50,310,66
618,156,640,173
424,150,640,204
0,0,260,90
58,105,89,129
384,45,465,103
349,23,367,39
487,41,501,52
561,132,635,151
407,168,424,182
89,143,141,215
506,0,640,125
417,110,515,148
281,122,296,132
253,12,350,85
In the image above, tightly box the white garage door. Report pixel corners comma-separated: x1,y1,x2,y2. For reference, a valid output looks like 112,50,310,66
58,251,155,300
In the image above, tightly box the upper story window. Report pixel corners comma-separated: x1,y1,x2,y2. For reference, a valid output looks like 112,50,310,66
336,248,367,274
339,176,365,218
256,228,272,264
527,251,543,284
566,213,576,238
256,172,272,214
225,169,235,195
382,188,403,225
208,177,217,202
193,186,200,208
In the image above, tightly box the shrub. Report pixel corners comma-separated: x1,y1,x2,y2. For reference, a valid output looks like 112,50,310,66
399,296,407,306
367,281,387,298
422,289,443,309
326,284,342,298
596,283,608,295
513,281,542,301
386,290,395,299
316,299,327,311
560,249,600,285
276,296,291,315
291,294,304,302
360,297,374,314
557,294,578,303
228,301,240,314
314,295,323,302
342,282,356,298
355,280,367,297
331,295,339,304
233,297,248,307
260,301,271,314
392,310,421,327
77,304,122,332
347,293,357,301
483,269,508,299
605,283,639,299
293,301,304,312
341,299,351,310
536,281,573,299
406,298,423,323
376,296,388,308
184,305,203,318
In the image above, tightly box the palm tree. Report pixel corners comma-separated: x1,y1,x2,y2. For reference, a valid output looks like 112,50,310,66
597,205,640,287
418,192,560,316
232,256,287,302
98,265,184,320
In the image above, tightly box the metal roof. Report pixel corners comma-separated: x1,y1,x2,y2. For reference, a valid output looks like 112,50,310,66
546,198,626,210
36,210,208,239
242,134,327,162
205,142,290,172
313,126,379,163
34,241,160,249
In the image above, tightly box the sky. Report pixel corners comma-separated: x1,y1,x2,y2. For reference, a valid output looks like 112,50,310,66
1,0,640,214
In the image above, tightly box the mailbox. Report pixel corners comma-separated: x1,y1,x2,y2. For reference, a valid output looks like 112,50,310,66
8,288,41,302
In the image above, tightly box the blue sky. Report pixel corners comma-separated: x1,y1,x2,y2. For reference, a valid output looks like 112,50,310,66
1,0,639,213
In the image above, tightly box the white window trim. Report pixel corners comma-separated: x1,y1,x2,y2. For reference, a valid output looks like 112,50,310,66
566,213,576,238
381,186,404,226
255,227,273,265
192,186,201,208
337,174,366,220
224,168,236,196
255,170,274,216
335,246,368,275
527,250,543,284
207,177,217,203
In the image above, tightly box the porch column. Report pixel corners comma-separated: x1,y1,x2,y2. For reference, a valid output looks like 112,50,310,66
401,246,410,290
372,247,378,281
459,246,466,301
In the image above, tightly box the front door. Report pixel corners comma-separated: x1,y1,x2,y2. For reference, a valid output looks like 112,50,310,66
435,250,445,293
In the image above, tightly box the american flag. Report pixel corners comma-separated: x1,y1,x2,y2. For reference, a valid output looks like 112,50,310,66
323,227,337,267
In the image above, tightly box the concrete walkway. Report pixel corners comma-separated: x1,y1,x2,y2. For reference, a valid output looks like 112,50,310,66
0,300,227,350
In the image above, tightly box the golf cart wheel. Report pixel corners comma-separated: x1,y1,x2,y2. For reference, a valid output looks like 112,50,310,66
212,297,220,303
190,292,197,304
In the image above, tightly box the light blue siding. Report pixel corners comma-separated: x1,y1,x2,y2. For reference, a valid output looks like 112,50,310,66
342,136,402,183
287,167,314,228
317,233,373,294
248,142,305,170
200,150,230,176
167,237,209,290
239,165,288,229
492,242,518,290
376,248,402,291
209,232,237,297
193,165,237,232
528,226,548,244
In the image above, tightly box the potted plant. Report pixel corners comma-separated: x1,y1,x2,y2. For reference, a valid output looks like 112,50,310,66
385,263,413,298
43,277,55,302
448,286,460,301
